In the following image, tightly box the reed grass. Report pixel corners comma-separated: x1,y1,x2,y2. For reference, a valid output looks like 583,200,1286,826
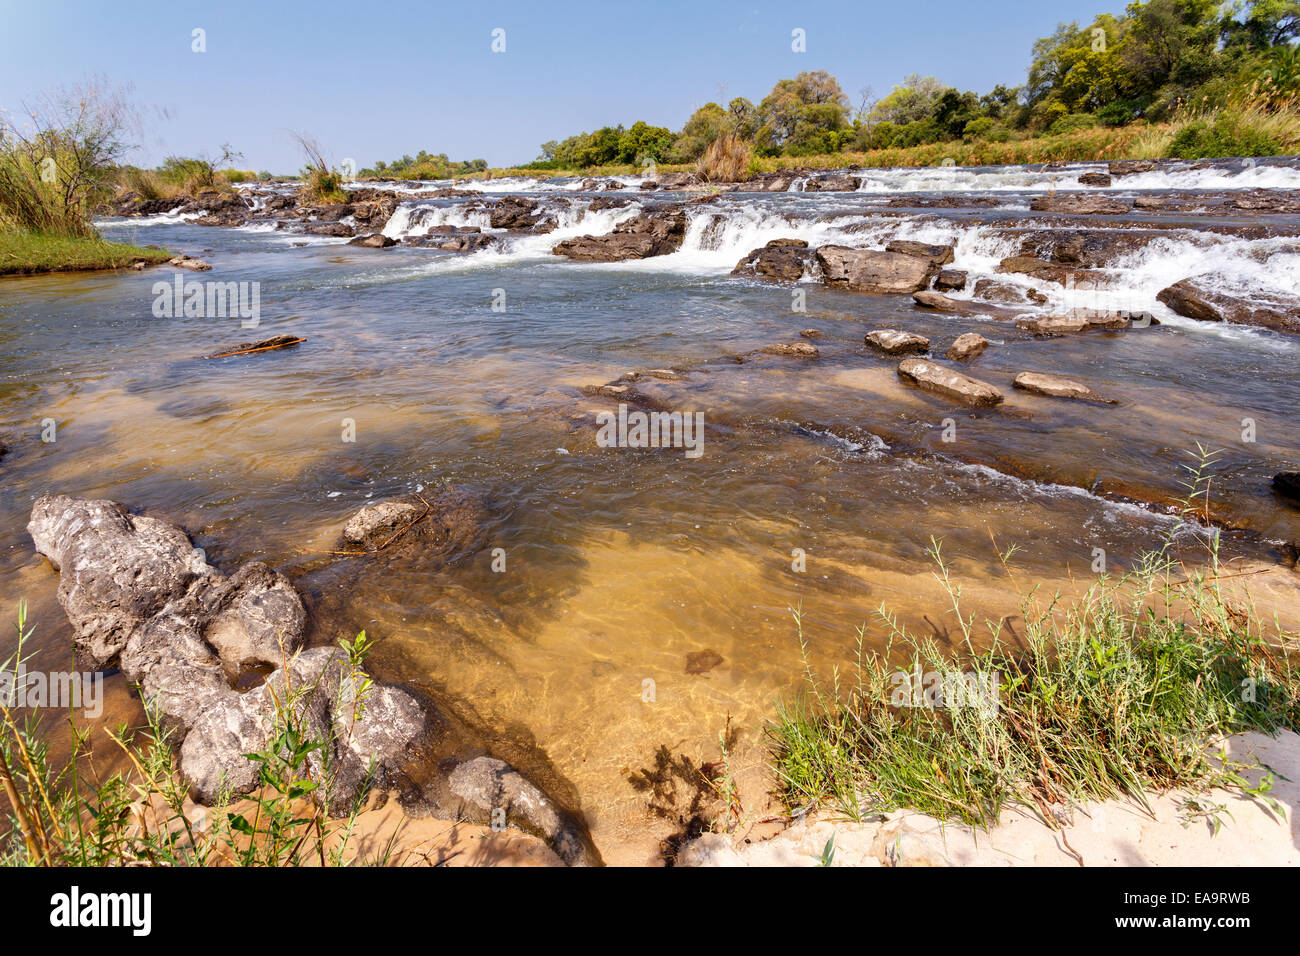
770,452,1300,829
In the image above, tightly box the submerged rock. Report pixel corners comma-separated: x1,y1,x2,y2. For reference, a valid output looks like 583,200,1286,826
816,246,937,294
896,358,1003,407
1013,371,1116,403
761,341,819,358
1274,473,1300,504
912,291,1020,319
865,330,930,355
338,489,490,560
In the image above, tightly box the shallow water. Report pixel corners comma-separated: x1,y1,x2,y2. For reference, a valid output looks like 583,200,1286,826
3,158,1299,861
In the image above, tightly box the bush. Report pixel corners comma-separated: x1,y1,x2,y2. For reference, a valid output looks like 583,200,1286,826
696,131,752,182
962,117,997,141
1048,113,1100,135
1167,111,1282,159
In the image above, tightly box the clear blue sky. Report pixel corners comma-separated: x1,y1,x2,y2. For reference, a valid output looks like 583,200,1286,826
1,0,1123,171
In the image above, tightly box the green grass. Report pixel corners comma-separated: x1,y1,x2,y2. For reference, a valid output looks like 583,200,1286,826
770,537,1299,829
0,229,171,277
0,607,385,867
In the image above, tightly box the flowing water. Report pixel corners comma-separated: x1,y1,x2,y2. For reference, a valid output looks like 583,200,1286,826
2,158,1299,862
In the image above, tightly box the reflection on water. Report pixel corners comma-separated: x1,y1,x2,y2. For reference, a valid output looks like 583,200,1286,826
3,178,1300,861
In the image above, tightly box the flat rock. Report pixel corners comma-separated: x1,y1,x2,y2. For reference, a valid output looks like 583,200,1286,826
896,358,1003,407
1013,371,1116,403
1029,195,1131,215
885,240,954,266
1016,310,1130,335
912,291,1019,319
761,342,819,357
865,330,930,355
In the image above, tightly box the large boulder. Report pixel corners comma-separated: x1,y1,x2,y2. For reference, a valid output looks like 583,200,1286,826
1156,279,1300,333
552,210,687,262
803,173,859,192
896,358,1004,407
816,246,937,294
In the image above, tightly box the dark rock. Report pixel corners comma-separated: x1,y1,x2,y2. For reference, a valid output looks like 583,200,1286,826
685,649,724,674
1273,473,1300,503
732,239,814,282
552,210,687,262
348,233,398,248
933,269,966,291
804,173,860,192
1156,279,1300,333
489,196,541,230
1078,172,1113,187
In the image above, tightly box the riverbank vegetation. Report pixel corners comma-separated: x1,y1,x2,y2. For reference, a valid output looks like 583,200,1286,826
770,468,1300,828
502,0,1300,174
0,607,381,866
0,80,173,274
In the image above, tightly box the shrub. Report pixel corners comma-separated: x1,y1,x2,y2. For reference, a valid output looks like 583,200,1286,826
1048,113,1100,135
696,131,752,182
1167,110,1282,158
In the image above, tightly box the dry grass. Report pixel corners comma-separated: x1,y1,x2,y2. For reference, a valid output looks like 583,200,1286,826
696,132,753,182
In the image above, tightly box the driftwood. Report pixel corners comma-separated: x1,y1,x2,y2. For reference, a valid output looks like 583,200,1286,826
205,335,305,359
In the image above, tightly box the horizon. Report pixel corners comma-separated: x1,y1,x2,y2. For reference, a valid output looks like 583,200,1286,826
1,0,1126,172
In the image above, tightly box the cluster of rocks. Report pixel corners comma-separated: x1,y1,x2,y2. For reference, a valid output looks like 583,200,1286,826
26,494,594,864
552,208,687,262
